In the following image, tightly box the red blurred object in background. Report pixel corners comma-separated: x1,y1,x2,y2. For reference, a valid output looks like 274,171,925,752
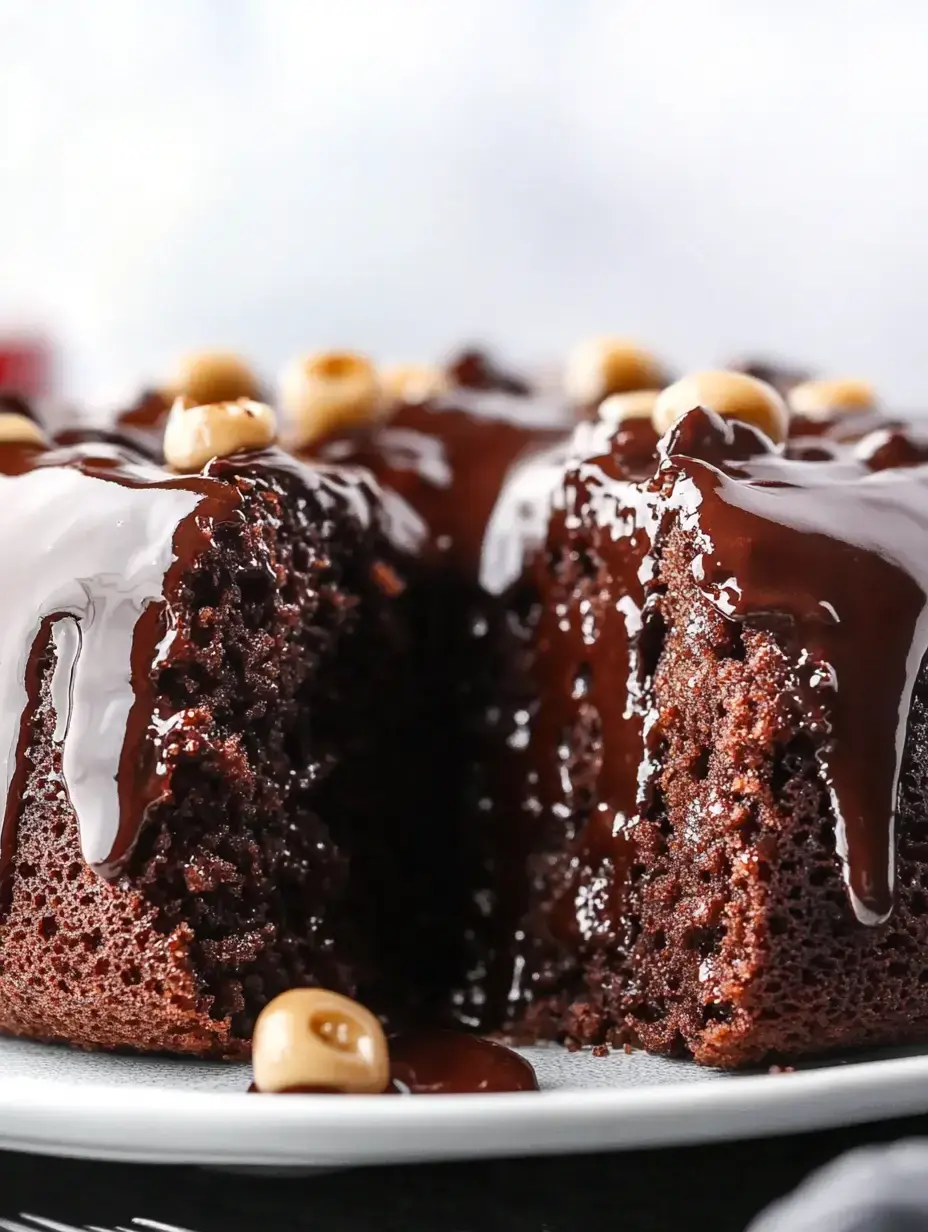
0,336,53,397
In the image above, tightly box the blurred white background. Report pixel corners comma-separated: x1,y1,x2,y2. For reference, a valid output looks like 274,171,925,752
1,0,926,405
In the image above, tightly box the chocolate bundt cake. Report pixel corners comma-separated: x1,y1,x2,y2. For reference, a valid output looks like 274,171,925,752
321,355,928,1066
471,369,928,1065
0,404,470,1056
2,341,926,1070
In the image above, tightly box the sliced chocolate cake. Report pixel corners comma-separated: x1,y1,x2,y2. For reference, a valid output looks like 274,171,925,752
486,371,928,1065
0,400,456,1057
4,337,928,1071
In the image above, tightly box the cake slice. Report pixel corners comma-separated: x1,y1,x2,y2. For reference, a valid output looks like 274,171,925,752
0,401,453,1057
498,371,928,1065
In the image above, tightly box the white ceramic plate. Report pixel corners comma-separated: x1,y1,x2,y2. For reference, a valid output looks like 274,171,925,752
1,1037,928,1169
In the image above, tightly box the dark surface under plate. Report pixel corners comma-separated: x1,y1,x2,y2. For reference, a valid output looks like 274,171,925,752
3,1114,928,1232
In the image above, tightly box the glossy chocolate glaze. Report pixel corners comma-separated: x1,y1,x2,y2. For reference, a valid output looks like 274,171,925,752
388,1028,538,1092
492,399,928,1003
0,437,236,894
490,416,662,975
315,391,566,575
0,435,394,899
660,409,928,923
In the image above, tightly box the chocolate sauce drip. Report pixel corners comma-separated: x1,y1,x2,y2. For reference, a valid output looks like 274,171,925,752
257,1029,538,1095
0,437,393,897
488,400,928,988
492,421,660,963
388,1028,538,1092
659,407,928,923
0,438,240,891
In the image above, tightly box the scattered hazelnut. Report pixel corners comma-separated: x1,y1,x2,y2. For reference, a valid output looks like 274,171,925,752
163,397,277,472
380,362,450,403
598,389,660,425
788,377,876,420
166,351,261,406
0,412,47,447
252,988,390,1095
652,370,789,445
280,351,382,447
564,336,664,405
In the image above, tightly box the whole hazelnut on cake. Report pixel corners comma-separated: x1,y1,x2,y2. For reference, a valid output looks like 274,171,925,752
163,397,277,472
652,370,789,445
252,988,390,1095
788,377,876,421
564,336,664,405
280,351,383,448
166,350,262,406
380,362,450,404
0,412,48,448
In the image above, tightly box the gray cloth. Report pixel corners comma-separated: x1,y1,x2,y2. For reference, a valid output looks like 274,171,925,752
749,1141,928,1232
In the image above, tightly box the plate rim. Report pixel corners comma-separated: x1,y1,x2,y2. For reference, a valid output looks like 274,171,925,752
0,1047,927,1166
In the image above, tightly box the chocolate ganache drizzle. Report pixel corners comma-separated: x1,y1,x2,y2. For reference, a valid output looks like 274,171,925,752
658,408,928,925
481,400,928,981
480,413,662,969
0,436,240,892
0,433,403,898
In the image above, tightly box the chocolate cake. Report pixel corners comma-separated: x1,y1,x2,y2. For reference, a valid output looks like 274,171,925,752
322,357,928,1067
477,386,928,1065
0,419,461,1056
4,341,928,1071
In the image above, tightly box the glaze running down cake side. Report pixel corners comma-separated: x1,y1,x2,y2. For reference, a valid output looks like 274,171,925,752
494,394,928,1065
0,426,459,1056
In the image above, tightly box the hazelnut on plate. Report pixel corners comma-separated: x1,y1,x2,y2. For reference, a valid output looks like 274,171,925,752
0,412,48,447
652,370,789,445
564,336,664,405
252,987,390,1095
166,350,261,406
163,397,277,472
380,363,450,403
280,351,382,448
598,389,660,425
788,377,876,421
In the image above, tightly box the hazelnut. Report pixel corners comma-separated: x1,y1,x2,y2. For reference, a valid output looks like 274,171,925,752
252,988,390,1095
166,350,261,406
280,351,382,447
163,397,277,472
652,370,789,445
380,362,450,403
0,412,47,447
788,377,876,420
598,389,660,425
564,336,664,405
